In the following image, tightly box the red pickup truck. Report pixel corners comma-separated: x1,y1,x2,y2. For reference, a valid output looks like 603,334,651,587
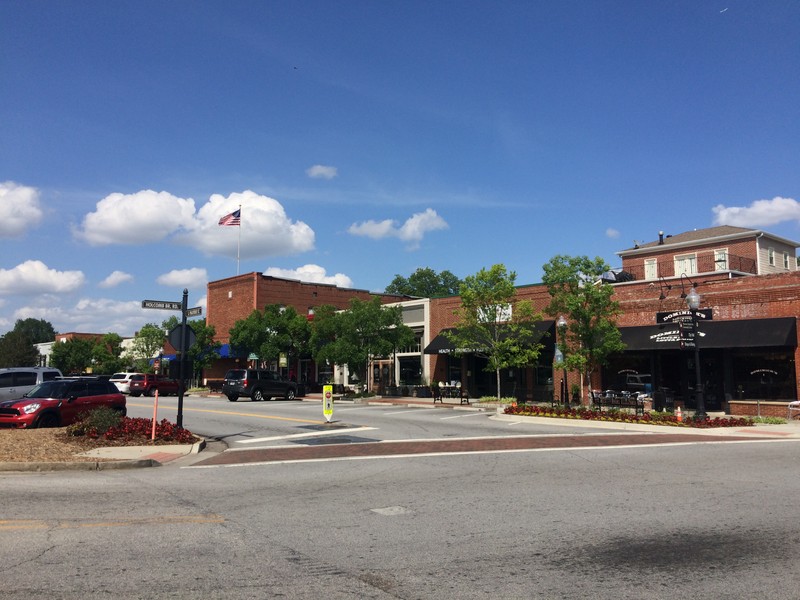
128,374,180,397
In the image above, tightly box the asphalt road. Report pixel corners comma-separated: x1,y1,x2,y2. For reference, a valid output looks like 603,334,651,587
3,396,800,599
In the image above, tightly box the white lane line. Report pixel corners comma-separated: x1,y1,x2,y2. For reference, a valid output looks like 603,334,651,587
440,413,489,420
235,426,377,445
383,409,436,416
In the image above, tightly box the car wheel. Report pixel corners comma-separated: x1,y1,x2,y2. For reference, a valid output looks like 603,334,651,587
252,388,264,402
285,388,296,401
36,412,60,428
131,392,141,397
147,387,157,397
227,394,238,402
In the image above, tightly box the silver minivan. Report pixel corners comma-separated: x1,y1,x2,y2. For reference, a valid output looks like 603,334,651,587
0,367,63,401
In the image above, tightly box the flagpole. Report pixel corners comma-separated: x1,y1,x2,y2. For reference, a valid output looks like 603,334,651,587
237,204,241,275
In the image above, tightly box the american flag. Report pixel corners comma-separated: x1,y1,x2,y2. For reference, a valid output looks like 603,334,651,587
218,209,241,227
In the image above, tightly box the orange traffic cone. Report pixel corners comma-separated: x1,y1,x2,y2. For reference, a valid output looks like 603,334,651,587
676,406,682,422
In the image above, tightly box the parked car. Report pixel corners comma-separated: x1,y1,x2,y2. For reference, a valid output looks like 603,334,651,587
0,367,63,402
222,369,297,402
128,374,180,397
109,372,143,394
0,377,126,429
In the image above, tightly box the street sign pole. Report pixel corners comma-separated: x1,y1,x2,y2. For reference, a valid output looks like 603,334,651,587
177,289,188,429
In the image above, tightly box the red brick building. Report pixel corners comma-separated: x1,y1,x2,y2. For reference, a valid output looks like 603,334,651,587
204,272,409,385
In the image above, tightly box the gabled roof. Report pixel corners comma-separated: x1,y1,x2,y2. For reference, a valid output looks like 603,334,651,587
618,226,800,257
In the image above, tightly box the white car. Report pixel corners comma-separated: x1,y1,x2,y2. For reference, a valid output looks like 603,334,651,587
0,367,63,401
109,372,142,394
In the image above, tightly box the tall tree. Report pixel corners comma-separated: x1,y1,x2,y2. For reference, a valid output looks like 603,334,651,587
91,332,126,374
12,318,56,344
0,330,39,367
446,264,544,399
127,323,167,372
228,306,310,372
162,316,222,381
50,337,95,374
385,267,462,297
541,255,626,402
314,297,414,390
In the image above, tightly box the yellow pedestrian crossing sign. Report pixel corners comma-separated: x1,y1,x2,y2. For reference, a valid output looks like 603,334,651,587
323,385,334,422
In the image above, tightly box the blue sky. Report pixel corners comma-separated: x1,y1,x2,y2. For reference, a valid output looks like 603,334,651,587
1,1,799,337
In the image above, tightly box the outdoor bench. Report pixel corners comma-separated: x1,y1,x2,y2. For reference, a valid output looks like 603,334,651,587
591,391,645,415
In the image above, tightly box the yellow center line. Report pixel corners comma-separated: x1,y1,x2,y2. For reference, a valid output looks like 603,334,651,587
0,514,225,531
127,402,320,424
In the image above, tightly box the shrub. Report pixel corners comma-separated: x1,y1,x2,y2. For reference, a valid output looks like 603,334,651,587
65,406,123,437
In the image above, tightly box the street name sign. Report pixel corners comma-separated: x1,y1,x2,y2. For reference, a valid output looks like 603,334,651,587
142,300,182,311
186,306,203,317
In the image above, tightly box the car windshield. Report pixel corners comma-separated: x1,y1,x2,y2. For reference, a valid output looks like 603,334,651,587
24,381,73,399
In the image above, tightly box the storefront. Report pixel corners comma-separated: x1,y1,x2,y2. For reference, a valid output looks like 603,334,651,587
424,321,556,402
604,317,797,411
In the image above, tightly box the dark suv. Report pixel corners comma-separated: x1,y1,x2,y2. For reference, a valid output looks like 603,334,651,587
0,378,126,429
129,374,180,397
222,369,297,402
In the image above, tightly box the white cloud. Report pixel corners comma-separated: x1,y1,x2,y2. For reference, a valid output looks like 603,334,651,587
177,190,315,260
712,196,800,227
263,264,353,288
13,298,150,337
606,228,620,239
0,260,85,295
348,209,448,249
75,189,197,245
157,267,208,288
98,270,134,288
0,181,44,238
306,165,338,179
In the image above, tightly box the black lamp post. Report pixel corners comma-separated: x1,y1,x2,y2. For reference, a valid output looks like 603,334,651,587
557,315,569,408
685,285,707,420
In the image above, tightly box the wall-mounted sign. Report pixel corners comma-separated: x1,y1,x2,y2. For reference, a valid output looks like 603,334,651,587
657,309,713,324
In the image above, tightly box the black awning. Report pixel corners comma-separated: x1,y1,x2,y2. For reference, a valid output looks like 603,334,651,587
424,321,555,355
620,317,797,351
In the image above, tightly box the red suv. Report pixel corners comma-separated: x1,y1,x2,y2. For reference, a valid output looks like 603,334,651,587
129,374,180,397
0,378,126,429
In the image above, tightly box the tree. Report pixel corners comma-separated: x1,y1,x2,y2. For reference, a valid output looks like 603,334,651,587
446,264,544,399
91,333,127,374
162,317,222,382
0,330,39,367
229,305,310,373
50,337,95,374
128,324,167,373
12,318,56,344
541,255,626,402
312,297,414,390
385,267,462,297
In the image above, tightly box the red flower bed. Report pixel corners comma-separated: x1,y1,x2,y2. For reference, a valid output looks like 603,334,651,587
504,404,754,428
86,417,196,444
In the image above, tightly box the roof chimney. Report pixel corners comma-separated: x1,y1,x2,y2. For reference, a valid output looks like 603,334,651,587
658,231,664,245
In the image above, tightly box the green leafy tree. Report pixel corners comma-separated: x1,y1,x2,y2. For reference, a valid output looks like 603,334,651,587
91,333,126,374
313,297,414,390
446,264,544,399
128,323,167,373
162,316,222,381
50,337,95,374
385,267,462,297
541,255,626,402
0,330,39,367
12,318,57,344
229,305,310,372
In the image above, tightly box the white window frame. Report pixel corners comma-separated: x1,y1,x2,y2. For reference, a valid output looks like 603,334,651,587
714,249,728,271
644,259,658,281
674,253,697,276
784,252,790,269
768,247,775,266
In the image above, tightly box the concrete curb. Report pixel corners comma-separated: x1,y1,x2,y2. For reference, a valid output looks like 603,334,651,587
0,438,206,473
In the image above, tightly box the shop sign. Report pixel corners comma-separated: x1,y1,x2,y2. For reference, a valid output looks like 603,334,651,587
656,309,712,324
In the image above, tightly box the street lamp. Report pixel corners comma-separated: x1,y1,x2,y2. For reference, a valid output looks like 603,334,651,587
685,285,707,420
557,315,569,408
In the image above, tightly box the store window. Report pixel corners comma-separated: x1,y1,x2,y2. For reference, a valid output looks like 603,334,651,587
731,350,796,400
